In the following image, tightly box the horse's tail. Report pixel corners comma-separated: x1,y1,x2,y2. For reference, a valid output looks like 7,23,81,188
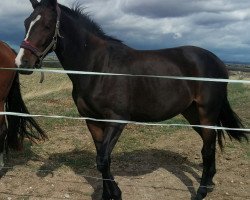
5,74,47,151
217,97,249,149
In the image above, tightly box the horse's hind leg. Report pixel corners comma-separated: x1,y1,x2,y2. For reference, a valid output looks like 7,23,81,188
182,102,202,135
182,102,218,200
195,105,219,200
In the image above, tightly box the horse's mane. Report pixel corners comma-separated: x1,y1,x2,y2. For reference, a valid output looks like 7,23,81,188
59,3,122,43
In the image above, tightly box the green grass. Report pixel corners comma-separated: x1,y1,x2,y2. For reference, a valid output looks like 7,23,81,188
17,72,250,163
228,83,250,127
20,73,250,128
247,151,250,159
228,83,249,106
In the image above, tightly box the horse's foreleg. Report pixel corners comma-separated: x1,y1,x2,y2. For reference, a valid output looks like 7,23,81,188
87,120,125,200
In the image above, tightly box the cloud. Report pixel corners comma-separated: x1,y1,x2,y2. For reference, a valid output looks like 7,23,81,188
121,0,250,18
0,0,250,62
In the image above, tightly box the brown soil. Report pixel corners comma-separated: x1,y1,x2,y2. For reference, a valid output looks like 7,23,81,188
0,126,249,200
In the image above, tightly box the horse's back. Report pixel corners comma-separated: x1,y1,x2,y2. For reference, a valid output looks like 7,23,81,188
175,46,228,78
131,45,230,103
132,46,228,79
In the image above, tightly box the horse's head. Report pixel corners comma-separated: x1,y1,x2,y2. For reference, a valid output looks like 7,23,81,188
15,0,60,74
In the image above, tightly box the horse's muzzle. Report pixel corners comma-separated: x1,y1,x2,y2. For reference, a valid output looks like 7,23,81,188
18,65,34,75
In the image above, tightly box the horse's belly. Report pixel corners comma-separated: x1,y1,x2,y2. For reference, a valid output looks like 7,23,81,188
130,84,193,122
131,101,191,122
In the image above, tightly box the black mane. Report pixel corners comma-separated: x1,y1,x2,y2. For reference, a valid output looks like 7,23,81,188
59,4,122,43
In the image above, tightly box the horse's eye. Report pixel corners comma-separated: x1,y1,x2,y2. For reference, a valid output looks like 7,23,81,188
45,25,50,30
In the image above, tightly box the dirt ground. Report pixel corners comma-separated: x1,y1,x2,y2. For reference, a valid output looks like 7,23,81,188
0,126,249,200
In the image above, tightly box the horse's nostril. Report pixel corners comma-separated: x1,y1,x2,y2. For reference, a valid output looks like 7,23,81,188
18,59,34,74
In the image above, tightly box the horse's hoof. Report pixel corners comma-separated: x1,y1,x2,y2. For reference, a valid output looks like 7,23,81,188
194,195,202,200
101,196,122,200
195,187,207,200
101,195,122,200
101,198,121,200
194,193,205,200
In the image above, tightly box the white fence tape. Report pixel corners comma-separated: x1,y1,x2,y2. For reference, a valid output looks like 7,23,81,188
1,67,249,132
1,67,250,84
1,112,249,132
0,65,248,197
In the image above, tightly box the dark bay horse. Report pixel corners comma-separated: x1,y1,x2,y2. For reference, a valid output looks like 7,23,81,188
0,40,46,170
16,0,248,199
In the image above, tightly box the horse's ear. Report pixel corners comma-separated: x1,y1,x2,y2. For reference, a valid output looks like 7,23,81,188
41,0,57,7
30,0,39,9
50,0,58,7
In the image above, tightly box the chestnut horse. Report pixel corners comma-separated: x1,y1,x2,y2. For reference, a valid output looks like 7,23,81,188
16,0,248,199
0,41,46,170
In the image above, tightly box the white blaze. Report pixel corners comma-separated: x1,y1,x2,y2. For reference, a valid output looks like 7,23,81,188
15,15,41,67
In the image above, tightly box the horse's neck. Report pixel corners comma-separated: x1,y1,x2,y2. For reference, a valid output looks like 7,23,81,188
55,13,106,72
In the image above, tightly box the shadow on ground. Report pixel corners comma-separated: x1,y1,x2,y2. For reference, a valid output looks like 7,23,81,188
0,142,44,179
33,149,202,199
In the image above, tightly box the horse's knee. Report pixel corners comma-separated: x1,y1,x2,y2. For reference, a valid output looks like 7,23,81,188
96,155,110,173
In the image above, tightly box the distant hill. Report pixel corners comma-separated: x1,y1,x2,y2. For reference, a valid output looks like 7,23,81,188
42,56,250,70
225,61,250,66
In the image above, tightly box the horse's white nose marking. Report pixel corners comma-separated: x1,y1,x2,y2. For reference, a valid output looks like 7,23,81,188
15,15,41,67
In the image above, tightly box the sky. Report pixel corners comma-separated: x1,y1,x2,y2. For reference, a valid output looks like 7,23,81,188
0,0,250,62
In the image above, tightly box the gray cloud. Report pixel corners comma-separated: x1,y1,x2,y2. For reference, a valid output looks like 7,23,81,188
121,0,250,18
0,0,250,62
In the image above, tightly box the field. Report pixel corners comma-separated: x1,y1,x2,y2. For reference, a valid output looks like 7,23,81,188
0,72,249,200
